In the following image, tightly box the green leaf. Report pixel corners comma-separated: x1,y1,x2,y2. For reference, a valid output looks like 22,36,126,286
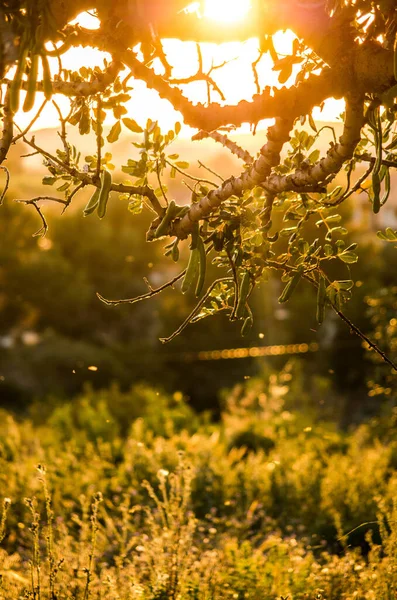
334,280,354,291
338,251,358,264
107,121,121,143
122,118,143,133
56,182,70,192
308,149,320,163
113,105,128,119
308,113,317,132
128,197,143,215
278,65,292,84
377,228,397,242
42,176,57,186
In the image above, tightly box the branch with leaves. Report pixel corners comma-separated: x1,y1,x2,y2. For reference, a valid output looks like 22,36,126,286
1,0,397,364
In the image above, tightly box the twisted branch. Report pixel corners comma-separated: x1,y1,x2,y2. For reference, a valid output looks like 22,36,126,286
168,117,293,239
192,130,254,164
122,50,339,131
262,95,365,196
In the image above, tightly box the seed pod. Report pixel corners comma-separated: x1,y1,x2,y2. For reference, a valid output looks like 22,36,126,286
381,167,391,207
278,268,303,303
190,222,199,250
394,35,397,81
371,109,382,215
44,33,77,57
23,53,39,112
41,54,53,101
175,205,190,218
83,187,100,216
316,275,326,324
172,240,179,262
236,271,250,318
155,200,176,238
35,24,44,46
241,315,253,337
213,231,224,252
372,172,381,214
195,236,206,297
10,49,27,113
181,248,199,294
97,169,112,219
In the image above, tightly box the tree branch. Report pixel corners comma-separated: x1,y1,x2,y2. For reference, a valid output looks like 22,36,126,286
0,87,13,165
151,117,293,240
262,94,365,196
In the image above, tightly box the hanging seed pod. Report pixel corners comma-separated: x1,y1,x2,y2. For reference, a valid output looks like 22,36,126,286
83,187,100,217
181,248,200,294
155,200,176,238
241,315,253,336
41,54,53,100
279,268,303,303
236,271,250,318
23,53,39,112
9,48,27,113
97,169,112,219
316,275,326,324
195,236,206,297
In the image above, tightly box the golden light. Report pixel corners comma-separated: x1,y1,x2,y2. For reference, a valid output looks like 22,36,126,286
204,0,251,23
14,7,343,136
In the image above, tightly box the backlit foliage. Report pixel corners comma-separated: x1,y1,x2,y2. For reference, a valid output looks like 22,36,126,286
0,0,396,358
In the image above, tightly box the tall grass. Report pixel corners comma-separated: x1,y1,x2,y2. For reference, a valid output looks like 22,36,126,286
0,365,396,598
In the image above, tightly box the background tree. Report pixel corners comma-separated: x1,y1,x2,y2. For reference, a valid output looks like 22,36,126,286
1,0,397,367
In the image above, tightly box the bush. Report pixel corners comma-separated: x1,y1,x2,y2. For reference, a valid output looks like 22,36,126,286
1,368,397,597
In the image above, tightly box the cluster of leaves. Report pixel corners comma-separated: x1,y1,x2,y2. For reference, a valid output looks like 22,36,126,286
27,98,396,350
1,0,397,355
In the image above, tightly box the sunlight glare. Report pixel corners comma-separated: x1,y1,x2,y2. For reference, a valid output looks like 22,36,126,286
204,0,251,23
17,10,342,136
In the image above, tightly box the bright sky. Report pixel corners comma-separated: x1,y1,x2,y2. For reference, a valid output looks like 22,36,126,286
14,0,344,136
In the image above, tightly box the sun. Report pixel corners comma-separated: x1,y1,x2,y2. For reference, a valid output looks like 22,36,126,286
204,0,251,23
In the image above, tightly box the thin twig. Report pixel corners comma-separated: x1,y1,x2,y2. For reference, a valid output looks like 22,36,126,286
52,100,71,165
63,182,85,214
321,162,374,206
197,160,224,182
0,165,10,205
251,51,265,95
22,135,164,216
268,257,397,370
226,247,240,321
192,130,254,164
355,153,397,169
159,277,234,344
97,269,187,306
156,160,168,205
15,196,69,206
95,95,102,180
13,100,48,144
165,159,218,187
333,305,397,372
20,201,48,236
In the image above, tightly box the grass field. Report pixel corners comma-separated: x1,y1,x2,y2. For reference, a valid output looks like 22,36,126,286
0,365,396,599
